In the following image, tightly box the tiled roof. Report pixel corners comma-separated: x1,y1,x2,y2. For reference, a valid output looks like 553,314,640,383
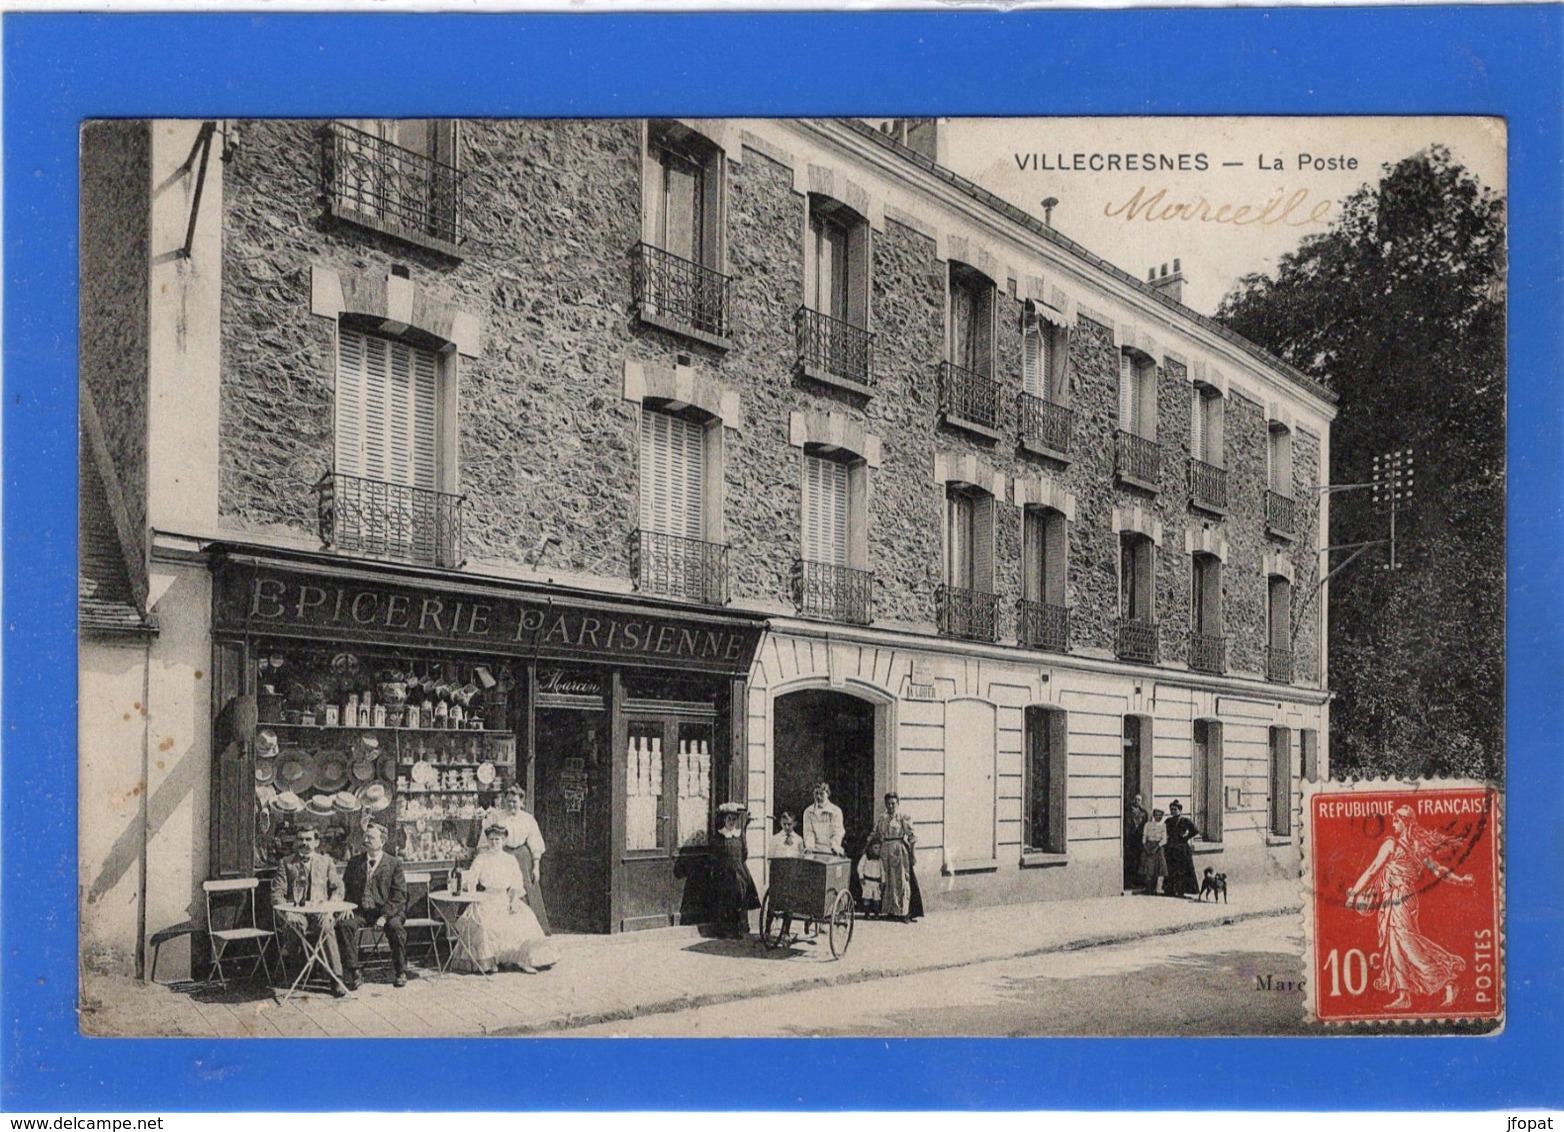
79,445,153,637
837,118,1337,406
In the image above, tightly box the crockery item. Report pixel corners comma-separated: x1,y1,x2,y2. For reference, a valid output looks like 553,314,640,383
255,783,279,807
379,754,397,782
271,790,305,814
476,761,496,785
254,760,276,784
300,712,316,727
314,750,351,793
411,760,435,786
357,782,392,812
324,706,340,727
306,793,337,816
333,790,361,813
276,753,315,794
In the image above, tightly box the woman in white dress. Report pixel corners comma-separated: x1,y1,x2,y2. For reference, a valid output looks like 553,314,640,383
454,824,559,974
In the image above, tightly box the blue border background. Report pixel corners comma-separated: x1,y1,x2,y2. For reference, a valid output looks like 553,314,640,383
5,6,1561,1112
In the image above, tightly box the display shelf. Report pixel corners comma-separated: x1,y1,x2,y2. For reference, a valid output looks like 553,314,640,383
264,723,514,738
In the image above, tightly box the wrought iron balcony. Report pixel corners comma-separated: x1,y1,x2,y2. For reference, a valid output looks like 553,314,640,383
1188,457,1228,514
1017,600,1070,653
792,559,874,625
631,242,732,342
1115,618,1160,664
936,584,1001,642
939,361,1003,435
631,529,728,605
1115,430,1161,488
324,122,465,251
1267,646,1295,684
1189,632,1228,675
794,307,875,392
1266,490,1297,539
317,472,465,569
1017,392,1074,458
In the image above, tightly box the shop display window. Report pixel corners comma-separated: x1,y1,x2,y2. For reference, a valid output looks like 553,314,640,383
250,645,518,871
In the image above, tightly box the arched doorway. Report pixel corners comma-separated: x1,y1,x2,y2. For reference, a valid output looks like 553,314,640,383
773,689,877,862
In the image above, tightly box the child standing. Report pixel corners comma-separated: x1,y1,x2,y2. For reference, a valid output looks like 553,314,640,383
1141,807,1168,896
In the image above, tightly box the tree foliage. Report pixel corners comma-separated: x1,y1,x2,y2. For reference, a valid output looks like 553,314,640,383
1217,146,1505,782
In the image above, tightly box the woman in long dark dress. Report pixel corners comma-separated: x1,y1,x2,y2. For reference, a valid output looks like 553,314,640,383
711,802,760,937
1163,799,1201,897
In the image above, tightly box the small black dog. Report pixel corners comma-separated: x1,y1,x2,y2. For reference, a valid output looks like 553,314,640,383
1199,867,1229,903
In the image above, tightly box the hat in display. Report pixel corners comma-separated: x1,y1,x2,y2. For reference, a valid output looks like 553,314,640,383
306,793,337,816
717,802,747,816
255,784,279,807
314,750,351,793
332,790,361,813
357,735,380,752
271,790,305,814
255,729,280,759
357,782,392,812
254,760,276,784
351,756,376,782
277,753,315,793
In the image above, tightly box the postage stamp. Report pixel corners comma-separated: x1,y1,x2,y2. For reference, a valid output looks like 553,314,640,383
1302,780,1502,1026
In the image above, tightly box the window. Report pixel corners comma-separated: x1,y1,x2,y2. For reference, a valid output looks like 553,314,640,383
1192,719,1223,842
637,123,729,341
799,197,873,389
1267,575,1293,681
1191,554,1222,635
636,406,725,603
1023,507,1068,607
330,120,462,249
1022,315,1069,406
1024,707,1069,854
1118,350,1157,439
326,326,456,566
946,486,995,594
1190,385,1224,466
1300,728,1320,782
802,452,850,567
796,450,872,624
948,264,995,377
1119,533,1155,622
1268,423,1294,496
1269,726,1292,837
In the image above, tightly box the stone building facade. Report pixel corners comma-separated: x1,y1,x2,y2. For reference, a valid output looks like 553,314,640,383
80,117,1334,977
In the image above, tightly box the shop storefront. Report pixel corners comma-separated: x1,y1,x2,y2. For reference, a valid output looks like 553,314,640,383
209,553,765,934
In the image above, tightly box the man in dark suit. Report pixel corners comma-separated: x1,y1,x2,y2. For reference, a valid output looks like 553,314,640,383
334,823,409,989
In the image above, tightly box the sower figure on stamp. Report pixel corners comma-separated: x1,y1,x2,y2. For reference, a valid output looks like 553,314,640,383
1163,800,1201,898
335,823,408,989
1346,804,1473,1009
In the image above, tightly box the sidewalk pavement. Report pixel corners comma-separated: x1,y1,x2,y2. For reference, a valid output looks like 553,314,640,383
80,880,1300,1038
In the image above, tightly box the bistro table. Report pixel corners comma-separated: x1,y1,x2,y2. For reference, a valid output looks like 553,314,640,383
273,900,356,1002
427,891,491,978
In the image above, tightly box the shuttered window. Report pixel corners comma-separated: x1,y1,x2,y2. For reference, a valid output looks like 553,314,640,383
1191,387,1224,466
1193,720,1223,841
1192,554,1222,635
1269,726,1292,837
1022,325,1045,399
1120,534,1154,621
1269,425,1294,494
947,487,994,593
802,453,850,566
1268,576,1292,652
335,327,439,489
1024,507,1068,606
639,407,706,540
949,267,994,376
1120,351,1156,438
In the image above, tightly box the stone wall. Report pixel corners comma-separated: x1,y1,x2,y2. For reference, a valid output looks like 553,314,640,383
80,120,149,553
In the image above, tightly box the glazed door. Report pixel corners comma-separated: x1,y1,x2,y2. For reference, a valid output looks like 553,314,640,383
620,712,717,931
535,708,611,933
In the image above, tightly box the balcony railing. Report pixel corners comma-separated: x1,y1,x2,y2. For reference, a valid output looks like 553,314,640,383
324,122,465,249
1115,618,1160,664
939,361,1003,434
936,584,1001,642
1017,392,1074,458
1266,490,1297,539
1115,430,1161,488
1267,646,1295,684
1017,600,1070,653
792,559,874,625
794,307,874,391
1189,632,1228,675
1188,457,1228,513
631,529,728,605
631,242,732,342
317,472,465,569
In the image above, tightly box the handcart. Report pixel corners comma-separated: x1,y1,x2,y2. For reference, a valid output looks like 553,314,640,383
760,853,855,958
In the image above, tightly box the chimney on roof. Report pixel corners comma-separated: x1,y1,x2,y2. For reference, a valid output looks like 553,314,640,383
1041,197,1059,227
1147,258,1186,305
874,117,941,163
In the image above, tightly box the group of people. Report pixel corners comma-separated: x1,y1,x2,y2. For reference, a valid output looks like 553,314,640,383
269,783,557,995
1124,795,1202,897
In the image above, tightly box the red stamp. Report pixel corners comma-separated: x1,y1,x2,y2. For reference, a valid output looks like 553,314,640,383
1303,781,1502,1024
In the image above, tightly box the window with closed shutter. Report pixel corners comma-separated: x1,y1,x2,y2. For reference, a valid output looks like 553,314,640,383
1119,352,1136,432
1192,554,1222,635
1269,425,1294,494
1268,576,1291,652
802,454,850,566
335,327,439,489
946,487,994,593
1121,534,1154,621
1024,507,1068,606
1022,325,1045,400
640,407,706,540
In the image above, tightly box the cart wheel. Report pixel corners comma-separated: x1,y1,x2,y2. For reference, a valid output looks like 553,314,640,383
760,893,783,949
827,889,855,958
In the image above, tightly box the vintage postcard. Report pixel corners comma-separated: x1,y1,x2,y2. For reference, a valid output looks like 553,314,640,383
77,114,1504,1038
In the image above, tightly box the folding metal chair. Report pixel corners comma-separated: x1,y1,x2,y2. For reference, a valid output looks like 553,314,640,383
203,877,277,988
402,871,446,970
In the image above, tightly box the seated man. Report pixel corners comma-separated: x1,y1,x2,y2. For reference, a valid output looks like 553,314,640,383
335,823,409,989
269,826,347,996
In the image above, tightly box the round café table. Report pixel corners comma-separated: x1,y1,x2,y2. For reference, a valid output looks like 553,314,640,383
427,891,492,978
273,900,355,1002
